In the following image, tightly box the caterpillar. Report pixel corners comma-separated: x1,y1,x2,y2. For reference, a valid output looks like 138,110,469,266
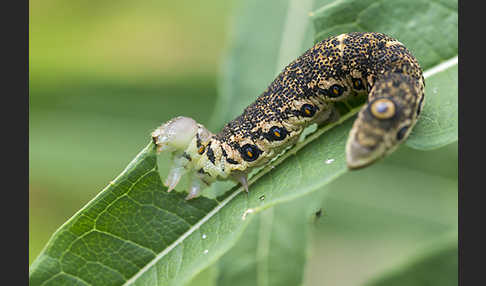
152,32,425,200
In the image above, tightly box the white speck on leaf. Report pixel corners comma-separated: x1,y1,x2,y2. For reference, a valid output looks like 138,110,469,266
242,208,255,220
202,234,207,239
204,249,209,254
325,159,335,164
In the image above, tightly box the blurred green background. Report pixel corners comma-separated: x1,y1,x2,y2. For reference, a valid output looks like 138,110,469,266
29,0,234,265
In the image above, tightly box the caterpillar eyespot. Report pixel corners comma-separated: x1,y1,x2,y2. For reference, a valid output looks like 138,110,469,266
370,98,396,119
152,32,425,199
240,144,261,162
329,84,344,97
353,78,364,90
266,126,288,141
301,104,316,117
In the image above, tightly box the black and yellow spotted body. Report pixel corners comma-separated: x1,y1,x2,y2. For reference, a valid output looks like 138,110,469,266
152,32,425,199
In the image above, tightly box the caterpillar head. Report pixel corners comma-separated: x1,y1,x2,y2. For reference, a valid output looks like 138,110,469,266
152,116,199,153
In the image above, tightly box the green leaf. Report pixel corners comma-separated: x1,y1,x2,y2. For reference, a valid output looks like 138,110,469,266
407,61,458,149
216,192,325,286
29,143,236,286
303,144,457,285
29,0,458,285
186,265,218,286
365,233,457,286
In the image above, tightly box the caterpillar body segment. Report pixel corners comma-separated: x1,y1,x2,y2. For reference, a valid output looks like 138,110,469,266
152,32,425,199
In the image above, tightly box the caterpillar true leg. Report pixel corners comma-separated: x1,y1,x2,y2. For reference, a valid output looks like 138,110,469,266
152,32,425,199
164,155,189,192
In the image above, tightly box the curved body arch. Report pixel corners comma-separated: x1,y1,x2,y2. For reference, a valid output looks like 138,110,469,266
152,32,425,199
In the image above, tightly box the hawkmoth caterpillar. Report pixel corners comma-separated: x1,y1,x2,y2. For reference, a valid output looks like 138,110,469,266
152,32,425,199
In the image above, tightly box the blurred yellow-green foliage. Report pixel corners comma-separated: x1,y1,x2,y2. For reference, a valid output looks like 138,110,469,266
29,0,234,265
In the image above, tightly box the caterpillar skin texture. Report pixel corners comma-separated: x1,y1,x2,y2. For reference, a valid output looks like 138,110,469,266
152,32,425,200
